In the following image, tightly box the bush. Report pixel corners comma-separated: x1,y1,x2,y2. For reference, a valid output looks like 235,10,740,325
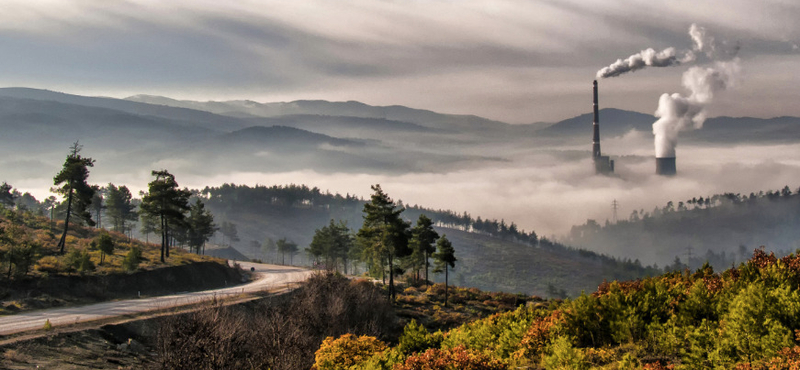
542,336,587,370
64,248,95,273
34,255,62,274
122,246,143,272
398,319,442,355
395,345,507,370
313,334,387,370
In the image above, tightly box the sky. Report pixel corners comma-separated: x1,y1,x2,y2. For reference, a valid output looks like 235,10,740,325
1,0,800,124
4,0,800,254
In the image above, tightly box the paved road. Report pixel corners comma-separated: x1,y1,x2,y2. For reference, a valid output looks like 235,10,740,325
0,262,312,336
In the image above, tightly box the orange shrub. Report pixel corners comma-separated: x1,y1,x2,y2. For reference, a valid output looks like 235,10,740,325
313,334,387,370
394,345,507,370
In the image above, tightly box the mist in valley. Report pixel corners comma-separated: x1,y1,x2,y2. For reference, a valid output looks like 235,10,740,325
4,92,800,271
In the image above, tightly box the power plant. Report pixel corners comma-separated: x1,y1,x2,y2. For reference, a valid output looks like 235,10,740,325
592,80,615,175
591,80,678,176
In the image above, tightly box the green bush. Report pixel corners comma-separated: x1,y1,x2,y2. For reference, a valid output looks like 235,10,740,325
542,336,587,370
122,246,142,272
399,320,442,355
64,248,95,273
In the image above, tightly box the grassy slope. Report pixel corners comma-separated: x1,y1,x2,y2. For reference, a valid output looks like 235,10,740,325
205,195,658,298
0,207,239,313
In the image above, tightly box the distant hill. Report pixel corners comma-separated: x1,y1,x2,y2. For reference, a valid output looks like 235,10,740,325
199,183,659,297
0,87,247,132
538,107,800,144
0,89,497,176
566,187,800,268
537,108,655,137
691,115,800,143
125,95,512,132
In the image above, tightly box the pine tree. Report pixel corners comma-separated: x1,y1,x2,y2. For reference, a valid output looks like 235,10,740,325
185,199,216,254
357,184,411,301
105,183,138,235
0,182,15,208
140,170,190,262
433,234,456,307
410,214,439,286
53,142,96,254
276,238,298,265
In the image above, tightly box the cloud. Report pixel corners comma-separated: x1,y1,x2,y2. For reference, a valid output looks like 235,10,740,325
0,1,799,123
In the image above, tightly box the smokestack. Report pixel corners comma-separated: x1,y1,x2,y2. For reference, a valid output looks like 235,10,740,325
592,80,614,175
656,157,677,176
592,80,600,159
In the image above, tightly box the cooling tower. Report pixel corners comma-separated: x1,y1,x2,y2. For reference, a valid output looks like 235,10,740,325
656,157,676,176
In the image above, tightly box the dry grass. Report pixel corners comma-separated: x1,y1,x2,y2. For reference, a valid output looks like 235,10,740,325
2,349,31,362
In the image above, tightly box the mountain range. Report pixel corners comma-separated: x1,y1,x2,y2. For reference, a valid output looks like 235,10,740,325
3,86,800,295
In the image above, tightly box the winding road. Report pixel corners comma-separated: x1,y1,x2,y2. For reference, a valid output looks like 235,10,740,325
0,261,312,336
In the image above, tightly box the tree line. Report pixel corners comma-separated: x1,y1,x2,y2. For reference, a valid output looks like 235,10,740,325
567,184,800,270
199,183,539,247
1,142,218,265
306,185,457,303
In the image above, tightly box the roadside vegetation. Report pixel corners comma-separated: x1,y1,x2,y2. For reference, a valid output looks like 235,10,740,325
0,143,234,314
155,272,535,370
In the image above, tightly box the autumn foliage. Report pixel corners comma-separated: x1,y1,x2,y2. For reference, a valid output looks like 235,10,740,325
395,345,506,370
314,247,800,369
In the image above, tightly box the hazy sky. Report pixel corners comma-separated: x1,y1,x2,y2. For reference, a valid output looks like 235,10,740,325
1,0,799,123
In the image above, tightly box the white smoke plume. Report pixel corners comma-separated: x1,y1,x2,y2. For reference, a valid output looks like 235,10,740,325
596,23,736,79
653,58,741,158
596,47,689,79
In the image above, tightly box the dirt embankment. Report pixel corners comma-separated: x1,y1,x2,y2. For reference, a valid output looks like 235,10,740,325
2,261,244,313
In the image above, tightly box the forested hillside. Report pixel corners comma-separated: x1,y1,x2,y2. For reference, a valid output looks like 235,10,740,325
567,186,800,268
200,183,659,297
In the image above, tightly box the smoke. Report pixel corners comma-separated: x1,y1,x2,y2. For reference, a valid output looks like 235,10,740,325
689,23,740,60
596,47,689,79
653,59,741,157
594,23,742,158
596,23,738,79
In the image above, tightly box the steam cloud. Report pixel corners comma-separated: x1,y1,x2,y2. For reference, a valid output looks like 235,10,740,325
595,23,741,159
653,59,741,157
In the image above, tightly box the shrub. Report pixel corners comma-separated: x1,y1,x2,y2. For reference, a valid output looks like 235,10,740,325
122,246,143,272
398,320,442,355
313,334,387,370
34,255,62,274
395,345,507,370
157,272,396,370
64,248,95,273
542,336,587,370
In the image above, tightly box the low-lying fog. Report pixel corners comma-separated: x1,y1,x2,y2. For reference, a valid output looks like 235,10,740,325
7,126,800,265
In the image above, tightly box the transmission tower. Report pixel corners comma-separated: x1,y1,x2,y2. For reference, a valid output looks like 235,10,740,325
611,199,619,223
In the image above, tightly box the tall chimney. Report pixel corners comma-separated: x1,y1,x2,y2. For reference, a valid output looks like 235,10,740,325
592,80,601,159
